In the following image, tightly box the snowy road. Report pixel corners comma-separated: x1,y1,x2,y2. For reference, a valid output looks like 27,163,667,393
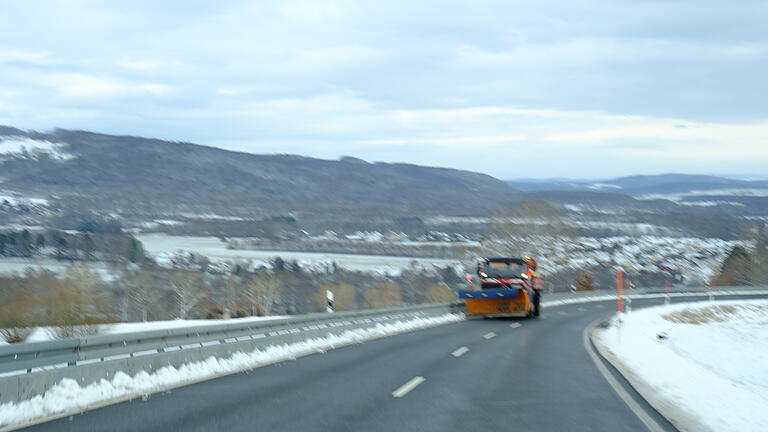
20,296,764,432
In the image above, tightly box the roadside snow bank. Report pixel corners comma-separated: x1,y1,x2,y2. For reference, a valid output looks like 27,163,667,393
594,300,768,432
0,313,461,428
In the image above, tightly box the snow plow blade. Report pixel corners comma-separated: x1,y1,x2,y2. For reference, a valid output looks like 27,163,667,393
458,288,532,317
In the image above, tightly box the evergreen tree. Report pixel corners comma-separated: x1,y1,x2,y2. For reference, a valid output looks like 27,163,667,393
35,233,46,249
82,233,96,260
717,246,752,286
19,230,32,257
750,239,768,285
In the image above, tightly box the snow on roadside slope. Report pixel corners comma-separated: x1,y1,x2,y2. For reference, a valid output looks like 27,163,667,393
595,300,768,432
0,313,461,428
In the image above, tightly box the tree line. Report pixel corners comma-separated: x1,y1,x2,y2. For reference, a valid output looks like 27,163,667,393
0,261,461,344
0,228,144,263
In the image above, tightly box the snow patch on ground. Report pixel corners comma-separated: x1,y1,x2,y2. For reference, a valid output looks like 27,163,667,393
0,194,49,206
678,200,745,207
587,183,622,190
595,300,768,432
638,188,768,201
136,233,461,275
0,313,461,428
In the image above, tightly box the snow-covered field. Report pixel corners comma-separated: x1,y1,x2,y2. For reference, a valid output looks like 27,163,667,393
0,313,461,429
0,257,113,278
136,233,462,274
595,300,768,432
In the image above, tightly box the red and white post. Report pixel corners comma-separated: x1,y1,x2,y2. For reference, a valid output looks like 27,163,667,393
616,269,624,313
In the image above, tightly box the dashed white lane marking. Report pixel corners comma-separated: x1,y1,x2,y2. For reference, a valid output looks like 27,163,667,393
452,346,470,357
509,323,522,328
392,376,426,398
558,311,568,315
483,332,497,339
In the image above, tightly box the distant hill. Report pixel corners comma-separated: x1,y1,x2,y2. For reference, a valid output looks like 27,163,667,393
598,174,768,196
0,126,522,219
508,173,768,197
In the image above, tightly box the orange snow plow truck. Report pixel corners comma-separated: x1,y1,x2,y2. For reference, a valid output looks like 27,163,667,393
458,257,543,318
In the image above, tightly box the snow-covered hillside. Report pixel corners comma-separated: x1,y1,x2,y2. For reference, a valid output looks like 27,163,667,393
0,137,74,162
595,300,768,432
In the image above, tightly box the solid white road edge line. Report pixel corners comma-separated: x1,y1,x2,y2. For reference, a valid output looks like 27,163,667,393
451,347,469,357
392,376,426,398
483,332,496,339
509,323,522,328
582,318,666,432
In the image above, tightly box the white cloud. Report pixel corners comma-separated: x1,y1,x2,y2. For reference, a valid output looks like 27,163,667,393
548,115,768,159
279,0,357,24
1,1,766,177
140,84,175,95
290,45,384,69
118,59,179,71
42,73,174,99
0,49,51,64
361,135,527,148
45,73,128,98
457,38,768,69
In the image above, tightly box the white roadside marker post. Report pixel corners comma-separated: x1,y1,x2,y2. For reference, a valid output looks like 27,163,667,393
326,289,334,313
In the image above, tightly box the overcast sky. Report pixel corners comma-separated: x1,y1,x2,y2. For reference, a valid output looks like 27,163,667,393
1,0,766,179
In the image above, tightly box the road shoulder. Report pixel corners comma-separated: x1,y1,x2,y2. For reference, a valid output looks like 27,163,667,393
589,321,709,432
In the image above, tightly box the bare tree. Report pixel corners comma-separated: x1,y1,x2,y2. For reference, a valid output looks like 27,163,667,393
243,274,281,316
48,264,111,338
0,294,36,343
168,270,207,319
424,283,455,303
574,272,596,291
220,275,242,319
126,270,156,322
363,283,402,308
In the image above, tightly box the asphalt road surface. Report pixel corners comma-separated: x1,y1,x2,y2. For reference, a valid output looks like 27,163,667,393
27,296,755,432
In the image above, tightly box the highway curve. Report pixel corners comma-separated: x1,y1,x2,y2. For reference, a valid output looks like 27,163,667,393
24,296,756,432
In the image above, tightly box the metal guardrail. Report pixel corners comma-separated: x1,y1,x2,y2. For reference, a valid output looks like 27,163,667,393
0,302,459,375
1,285,766,405
0,302,460,404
